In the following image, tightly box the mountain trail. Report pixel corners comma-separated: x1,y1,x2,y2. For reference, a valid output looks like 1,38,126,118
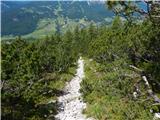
55,57,94,120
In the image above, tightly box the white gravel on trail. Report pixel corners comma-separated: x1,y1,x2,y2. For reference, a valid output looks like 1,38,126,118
55,57,94,120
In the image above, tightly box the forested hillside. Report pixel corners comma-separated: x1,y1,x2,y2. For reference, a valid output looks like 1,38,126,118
1,1,113,39
1,1,160,120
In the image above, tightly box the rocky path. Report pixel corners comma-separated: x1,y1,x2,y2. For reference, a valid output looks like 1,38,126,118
55,57,94,120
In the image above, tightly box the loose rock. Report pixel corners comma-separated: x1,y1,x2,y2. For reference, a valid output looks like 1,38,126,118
55,58,94,120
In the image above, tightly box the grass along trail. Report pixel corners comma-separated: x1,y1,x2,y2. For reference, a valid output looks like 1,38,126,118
55,57,94,120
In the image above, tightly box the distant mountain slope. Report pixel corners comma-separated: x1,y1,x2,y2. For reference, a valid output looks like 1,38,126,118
1,1,114,37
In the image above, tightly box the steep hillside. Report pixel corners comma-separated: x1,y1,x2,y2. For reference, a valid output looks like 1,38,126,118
1,1,114,38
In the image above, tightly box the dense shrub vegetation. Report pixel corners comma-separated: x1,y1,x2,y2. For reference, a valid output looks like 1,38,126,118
1,32,81,119
80,1,160,120
1,24,104,119
1,1,160,120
